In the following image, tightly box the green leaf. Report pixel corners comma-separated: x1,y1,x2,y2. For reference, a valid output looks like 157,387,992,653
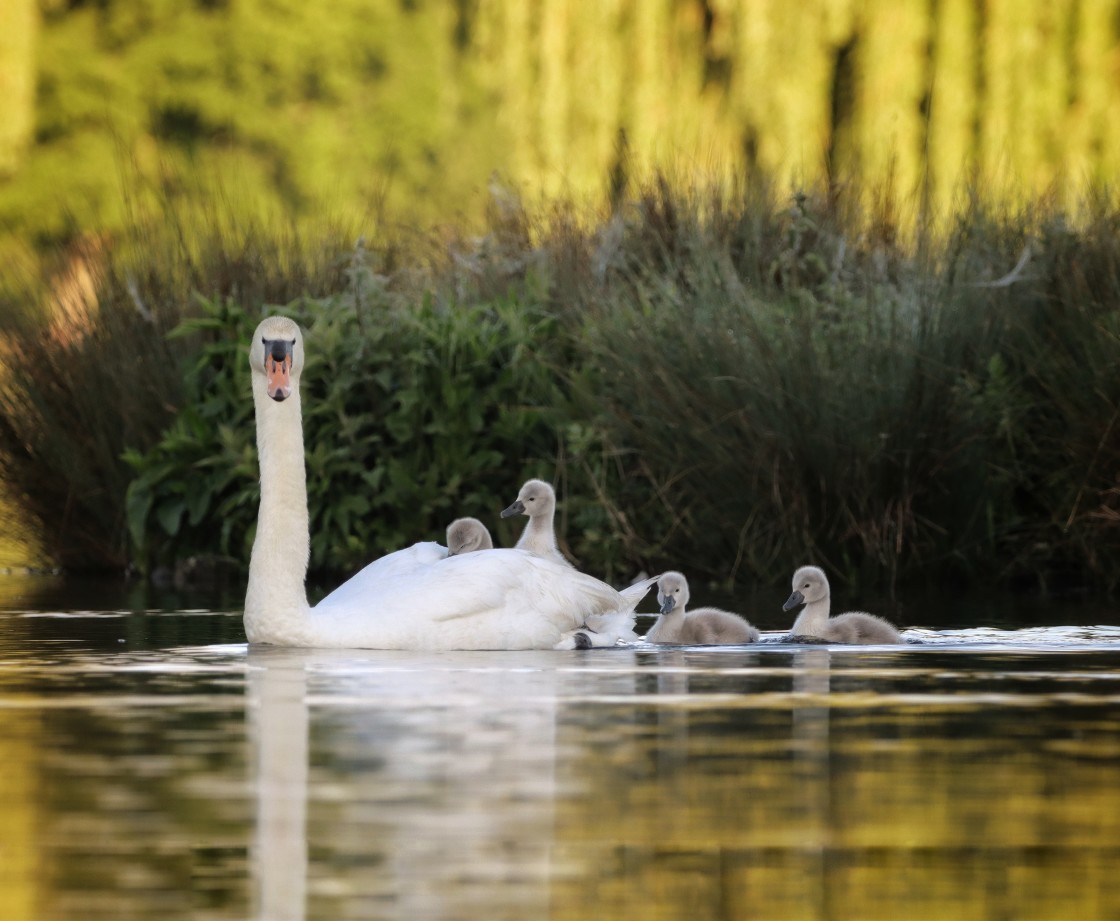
157,499,186,537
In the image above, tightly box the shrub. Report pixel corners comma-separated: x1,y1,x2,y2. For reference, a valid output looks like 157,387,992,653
5,174,1120,597
550,183,1120,593
125,279,574,579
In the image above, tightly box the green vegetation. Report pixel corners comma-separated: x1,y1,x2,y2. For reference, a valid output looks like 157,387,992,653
0,199,357,571
3,1,1119,261
123,285,575,580
2,176,1118,597
0,0,36,178
571,184,1120,594
0,0,503,256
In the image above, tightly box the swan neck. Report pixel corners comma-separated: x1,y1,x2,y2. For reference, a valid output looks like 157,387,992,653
245,387,310,641
516,512,557,555
791,597,830,635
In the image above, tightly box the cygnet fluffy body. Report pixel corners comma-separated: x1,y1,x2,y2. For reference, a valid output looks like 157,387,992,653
782,565,902,644
647,571,760,645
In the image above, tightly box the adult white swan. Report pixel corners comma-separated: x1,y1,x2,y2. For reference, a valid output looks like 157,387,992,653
243,315,652,650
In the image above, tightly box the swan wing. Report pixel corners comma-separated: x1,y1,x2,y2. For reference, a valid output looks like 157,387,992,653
315,542,448,609
617,573,660,609
581,574,659,643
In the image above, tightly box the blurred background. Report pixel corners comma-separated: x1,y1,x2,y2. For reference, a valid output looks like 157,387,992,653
2,0,1118,251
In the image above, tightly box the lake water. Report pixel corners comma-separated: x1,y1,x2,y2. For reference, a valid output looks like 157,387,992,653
1,574,1119,920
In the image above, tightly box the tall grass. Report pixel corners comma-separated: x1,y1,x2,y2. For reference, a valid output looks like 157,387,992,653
2,175,1119,596
543,182,1120,593
0,196,360,570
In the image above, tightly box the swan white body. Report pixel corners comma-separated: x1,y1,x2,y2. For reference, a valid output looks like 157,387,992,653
501,479,573,568
782,565,902,644
243,316,652,650
646,571,760,645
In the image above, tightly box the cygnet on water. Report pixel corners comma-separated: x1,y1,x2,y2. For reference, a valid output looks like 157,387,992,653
646,571,760,645
782,565,902,644
500,479,573,568
445,517,493,556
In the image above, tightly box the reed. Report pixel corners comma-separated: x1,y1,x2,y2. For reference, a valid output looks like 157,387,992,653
0,192,359,570
543,181,1120,593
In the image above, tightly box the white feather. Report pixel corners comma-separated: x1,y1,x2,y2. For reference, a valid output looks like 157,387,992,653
242,316,654,650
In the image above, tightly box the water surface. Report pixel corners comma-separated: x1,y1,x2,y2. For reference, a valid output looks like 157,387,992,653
1,585,1119,920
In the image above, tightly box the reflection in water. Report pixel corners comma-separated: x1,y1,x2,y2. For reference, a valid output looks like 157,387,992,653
793,649,831,920
2,613,1120,920
0,706,36,920
249,653,307,921
546,649,1120,921
247,646,581,920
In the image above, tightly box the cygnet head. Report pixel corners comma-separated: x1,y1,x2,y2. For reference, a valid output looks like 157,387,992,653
445,517,493,556
500,479,556,520
657,571,691,615
783,565,829,611
249,316,305,402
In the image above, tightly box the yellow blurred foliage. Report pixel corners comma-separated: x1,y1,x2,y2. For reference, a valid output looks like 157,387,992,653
2,0,1118,244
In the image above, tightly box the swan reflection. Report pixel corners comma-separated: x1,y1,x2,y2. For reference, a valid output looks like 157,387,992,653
244,642,1120,921
246,646,595,920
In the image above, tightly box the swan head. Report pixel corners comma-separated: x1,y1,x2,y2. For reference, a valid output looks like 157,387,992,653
249,316,304,402
784,565,829,611
445,517,494,555
656,570,690,615
500,479,556,520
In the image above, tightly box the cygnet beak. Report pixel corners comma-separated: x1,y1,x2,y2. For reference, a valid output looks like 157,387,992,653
659,594,675,615
500,500,526,518
782,590,804,611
